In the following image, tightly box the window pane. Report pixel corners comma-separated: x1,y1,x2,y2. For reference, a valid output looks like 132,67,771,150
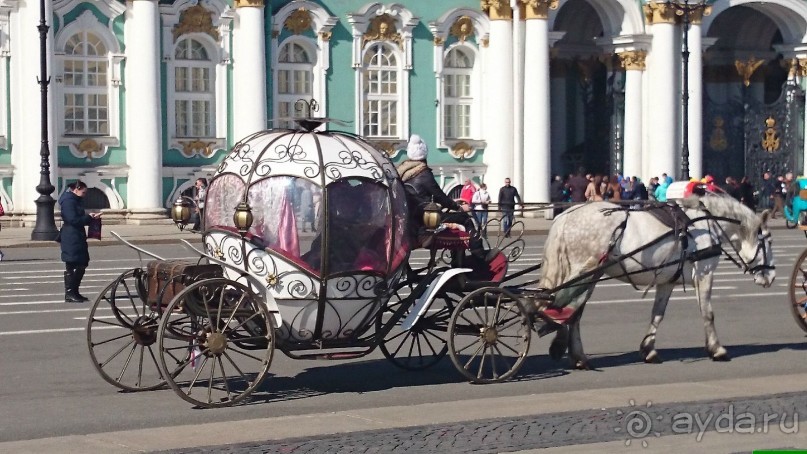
278,70,290,94
176,100,188,136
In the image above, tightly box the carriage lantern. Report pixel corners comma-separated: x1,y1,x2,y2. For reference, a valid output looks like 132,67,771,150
233,201,253,234
170,197,192,225
423,200,442,230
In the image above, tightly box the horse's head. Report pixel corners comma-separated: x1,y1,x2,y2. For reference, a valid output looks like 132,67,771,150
735,209,775,287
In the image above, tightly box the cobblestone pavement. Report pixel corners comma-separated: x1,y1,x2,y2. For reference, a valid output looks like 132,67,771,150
163,392,806,453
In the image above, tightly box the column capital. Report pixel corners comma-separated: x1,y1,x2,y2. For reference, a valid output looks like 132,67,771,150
519,0,558,20
617,50,647,71
643,3,677,24
481,0,513,20
644,2,711,25
234,0,264,8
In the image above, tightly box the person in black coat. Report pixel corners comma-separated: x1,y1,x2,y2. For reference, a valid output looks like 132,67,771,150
58,180,101,303
397,135,484,258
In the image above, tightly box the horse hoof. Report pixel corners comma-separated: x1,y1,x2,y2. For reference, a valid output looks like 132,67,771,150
574,360,591,370
710,349,731,362
643,350,663,364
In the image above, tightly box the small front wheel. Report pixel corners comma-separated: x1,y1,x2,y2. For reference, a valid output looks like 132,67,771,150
156,278,274,408
448,287,531,383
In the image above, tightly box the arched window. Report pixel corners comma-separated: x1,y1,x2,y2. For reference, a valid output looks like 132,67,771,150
63,31,108,135
174,38,215,137
362,44,398,138
276,41,314,128
443,47,474,140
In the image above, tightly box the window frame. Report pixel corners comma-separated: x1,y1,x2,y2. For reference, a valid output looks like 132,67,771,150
359,42,402,139
171,37,216,139
273,38,317,129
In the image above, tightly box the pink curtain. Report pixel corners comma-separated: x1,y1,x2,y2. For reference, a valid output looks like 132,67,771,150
276,190,300,257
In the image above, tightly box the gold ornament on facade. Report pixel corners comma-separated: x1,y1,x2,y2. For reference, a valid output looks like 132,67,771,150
762,116,781,153
233,0,264,7
673,4,711,24
481,0,513,20
449,142,475,160
77,138,102,159
173,4,220,42
481,38,489,47
370,141,402,158
449,16,475,42
708,116,728,151
617,50,647,71
284,8,312,35
179,140,217,158
433,36,444,46
643,3,677,24
735,57,765,87
520,0,559,20
576,57,599,85
796,58,807,77
319,31,332,41
363,15,402,46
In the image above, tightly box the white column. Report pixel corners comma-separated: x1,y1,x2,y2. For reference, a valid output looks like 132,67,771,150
232,0,267,141
550,69,566,175
645,18,677,181
619,50,646,179
9,0,57,215
482,5,514,189
522,5,552,203
124,0,162,213
511,1,524,195
687,22,703,179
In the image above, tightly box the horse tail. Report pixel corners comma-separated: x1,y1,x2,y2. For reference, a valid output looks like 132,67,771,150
539,215,572,290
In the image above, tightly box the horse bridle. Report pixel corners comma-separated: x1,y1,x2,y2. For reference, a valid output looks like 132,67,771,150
719,226,775,274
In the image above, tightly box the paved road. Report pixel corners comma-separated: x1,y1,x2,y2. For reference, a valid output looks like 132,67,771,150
2,230,807,451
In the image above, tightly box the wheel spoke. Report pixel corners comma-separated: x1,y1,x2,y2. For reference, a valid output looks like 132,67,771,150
222,292,248,327
476,344,488,379
463,342,485,369
116,342,137,382
228,346,267,363
496,337,523,355
390,331,413,357
222,351,249,378
92,332,134,347
207,356,217,403
217,357,233,401
99,339,135,368
90,318,132,329
187,355,210,396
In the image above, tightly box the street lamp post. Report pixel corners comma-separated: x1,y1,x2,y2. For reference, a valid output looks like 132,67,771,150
669,0,709,181
31,0,59,241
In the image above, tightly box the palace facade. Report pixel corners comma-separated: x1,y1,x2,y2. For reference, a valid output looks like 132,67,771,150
1,0,806,221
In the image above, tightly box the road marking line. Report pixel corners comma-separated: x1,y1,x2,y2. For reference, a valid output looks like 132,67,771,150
0,326,117,336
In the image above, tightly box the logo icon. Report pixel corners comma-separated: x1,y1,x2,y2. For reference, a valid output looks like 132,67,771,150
613,400,662,447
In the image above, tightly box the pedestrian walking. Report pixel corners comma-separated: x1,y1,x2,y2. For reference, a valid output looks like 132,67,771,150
739,176,756,211
498,178,521,237
550,174,565,216
760,171,775,211
58,180,101,303
472,183,491,237
190,177,207,232
567,167,588,203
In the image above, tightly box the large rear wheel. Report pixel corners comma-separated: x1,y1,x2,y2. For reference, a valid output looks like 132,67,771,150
86,268,167,391
448,287,531,383
157,278,274,408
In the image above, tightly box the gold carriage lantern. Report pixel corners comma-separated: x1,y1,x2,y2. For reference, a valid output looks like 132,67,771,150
233,201,253,234
423,200,442,230
171,197,192,225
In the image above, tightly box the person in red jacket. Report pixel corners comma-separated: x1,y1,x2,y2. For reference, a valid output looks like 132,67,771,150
460,178,477,204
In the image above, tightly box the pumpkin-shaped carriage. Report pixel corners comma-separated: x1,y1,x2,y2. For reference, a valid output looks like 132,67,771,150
86,120,530,407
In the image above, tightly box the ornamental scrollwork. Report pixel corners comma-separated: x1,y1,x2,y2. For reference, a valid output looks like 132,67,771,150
449,16,475,42
284,8,312,35
173,4,219,42
362,14,402,46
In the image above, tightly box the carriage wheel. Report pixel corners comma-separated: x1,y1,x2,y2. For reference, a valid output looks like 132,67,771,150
86,268,167,391
448,287,531,383
376,281,457,371
789,248,807,333
156,278,274,408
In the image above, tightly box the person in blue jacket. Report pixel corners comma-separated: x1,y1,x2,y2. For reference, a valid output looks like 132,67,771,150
58,180,101,303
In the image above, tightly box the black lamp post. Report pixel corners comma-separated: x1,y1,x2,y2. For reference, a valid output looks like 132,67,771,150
669,0,709,181
31,0,58,241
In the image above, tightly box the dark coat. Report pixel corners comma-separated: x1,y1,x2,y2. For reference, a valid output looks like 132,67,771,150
498,185,521,209
58,191,92,266
567,175,589,203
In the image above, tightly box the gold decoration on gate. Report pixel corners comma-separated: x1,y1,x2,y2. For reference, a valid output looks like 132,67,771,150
449,16,475,42
735,57,765,87
173,4,219,42
363,14,402,46
762,116,781,153
709,116,727,151
284,8,312,35
77,138,103,159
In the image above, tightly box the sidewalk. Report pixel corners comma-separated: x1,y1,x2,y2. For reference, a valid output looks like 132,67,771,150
0,212,790,249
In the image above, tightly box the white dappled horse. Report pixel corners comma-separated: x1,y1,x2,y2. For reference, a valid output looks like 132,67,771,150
538,195,775,368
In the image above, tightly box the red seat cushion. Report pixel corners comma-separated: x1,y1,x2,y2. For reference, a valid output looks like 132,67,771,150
432,228,470,250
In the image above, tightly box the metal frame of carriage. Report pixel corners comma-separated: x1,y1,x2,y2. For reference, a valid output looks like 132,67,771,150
85,117,534,408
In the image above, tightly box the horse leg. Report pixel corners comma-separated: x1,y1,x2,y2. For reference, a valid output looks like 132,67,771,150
567,305,590,370
547,280,597,364
693,266,730,361
639,283,674,364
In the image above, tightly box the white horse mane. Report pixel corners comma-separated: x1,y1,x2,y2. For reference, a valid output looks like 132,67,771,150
682,194,761,236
